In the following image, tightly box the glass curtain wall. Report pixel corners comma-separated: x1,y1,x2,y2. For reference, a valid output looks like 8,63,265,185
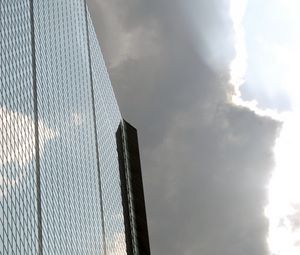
0,0,126,254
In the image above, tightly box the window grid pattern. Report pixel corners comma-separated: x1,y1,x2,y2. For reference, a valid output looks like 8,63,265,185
0,1,38,254
87,13,126,255
34,0,106,254
1,1,127,254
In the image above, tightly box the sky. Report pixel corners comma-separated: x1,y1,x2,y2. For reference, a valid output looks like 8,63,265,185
87,0,299,254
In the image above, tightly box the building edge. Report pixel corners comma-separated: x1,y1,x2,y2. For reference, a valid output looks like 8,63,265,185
116,120,151,255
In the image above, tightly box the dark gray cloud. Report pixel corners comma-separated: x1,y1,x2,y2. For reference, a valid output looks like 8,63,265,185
87,0,281,254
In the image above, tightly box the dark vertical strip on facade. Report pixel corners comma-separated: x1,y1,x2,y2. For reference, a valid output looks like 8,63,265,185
116,120,151,255
29,0,43,254
83,1,107,254
116,125,134,255
124,121,151,255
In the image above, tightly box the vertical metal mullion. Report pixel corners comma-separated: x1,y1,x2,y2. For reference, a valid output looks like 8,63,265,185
83,1,107,254
29,0,43,254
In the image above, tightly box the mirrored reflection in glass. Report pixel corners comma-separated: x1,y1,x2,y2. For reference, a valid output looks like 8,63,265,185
88,12,127,255
1,1,38,254
1,1,126,254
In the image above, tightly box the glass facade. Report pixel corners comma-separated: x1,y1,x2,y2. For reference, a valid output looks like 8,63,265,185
0,0,132,254
116,121,151,255
0,1,38,254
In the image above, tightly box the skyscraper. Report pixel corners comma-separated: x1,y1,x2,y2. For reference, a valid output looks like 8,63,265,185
0,1,150,254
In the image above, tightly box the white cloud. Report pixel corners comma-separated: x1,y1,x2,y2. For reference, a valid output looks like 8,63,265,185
229,0,281,120
229,0,248,96
229,0,300,254
0,106,57,197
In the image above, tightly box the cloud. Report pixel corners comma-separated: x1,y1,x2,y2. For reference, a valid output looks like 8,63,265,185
227,0,300,253
0,106,57,197
229,0,248,94
87,0,281,254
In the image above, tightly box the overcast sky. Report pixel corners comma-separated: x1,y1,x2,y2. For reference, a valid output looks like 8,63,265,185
87,0,299,254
